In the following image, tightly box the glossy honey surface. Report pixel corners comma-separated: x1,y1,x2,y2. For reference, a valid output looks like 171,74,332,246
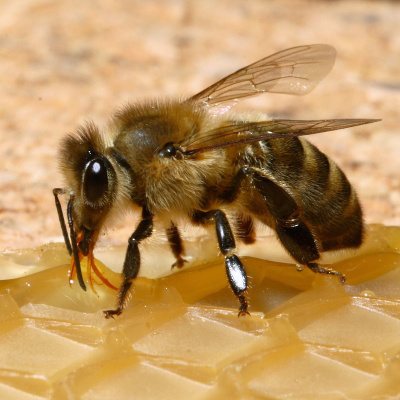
0,224,399,399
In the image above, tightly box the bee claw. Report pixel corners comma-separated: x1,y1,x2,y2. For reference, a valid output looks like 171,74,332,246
171,257,188,270
103,308,122,319
237,294,250,317
238,309,251,317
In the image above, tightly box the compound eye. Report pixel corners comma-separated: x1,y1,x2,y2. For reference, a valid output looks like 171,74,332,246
83,158,109,205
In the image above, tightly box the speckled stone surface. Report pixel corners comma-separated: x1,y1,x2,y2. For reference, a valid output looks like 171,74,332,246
0,0,399,250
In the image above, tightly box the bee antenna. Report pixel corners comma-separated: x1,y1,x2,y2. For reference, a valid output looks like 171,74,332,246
53,188,73,256
67,197,87,291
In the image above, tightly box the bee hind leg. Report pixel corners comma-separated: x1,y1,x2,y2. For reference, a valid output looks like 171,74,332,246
306,262,346,283
193,210,250,316
243,167,345,283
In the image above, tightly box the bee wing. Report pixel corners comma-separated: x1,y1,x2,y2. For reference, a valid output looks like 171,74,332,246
189,44,336,109
182,119,380,156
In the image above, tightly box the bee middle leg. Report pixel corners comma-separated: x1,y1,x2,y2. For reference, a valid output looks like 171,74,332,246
193,210,249,316
166,221,188,269
241,167,345,283
234,213,256,245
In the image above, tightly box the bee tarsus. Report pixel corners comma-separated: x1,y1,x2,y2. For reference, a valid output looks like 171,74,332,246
104,282,132,318
166,222,188,269
238,294,250,317
306,262,346,284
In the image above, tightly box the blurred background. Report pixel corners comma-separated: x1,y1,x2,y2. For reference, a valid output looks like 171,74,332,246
0,0,399,249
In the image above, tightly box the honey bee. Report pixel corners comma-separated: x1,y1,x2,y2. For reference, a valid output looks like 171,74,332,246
53,44,379,318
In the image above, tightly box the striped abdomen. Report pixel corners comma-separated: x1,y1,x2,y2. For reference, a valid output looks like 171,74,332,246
239,137,363,252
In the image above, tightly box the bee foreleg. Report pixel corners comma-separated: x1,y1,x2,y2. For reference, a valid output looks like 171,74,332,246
166,222,188,269
242,167,345,283
104,207,154,318
193,210,249,316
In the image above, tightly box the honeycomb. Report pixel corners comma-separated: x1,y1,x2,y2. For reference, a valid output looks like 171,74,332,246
0,224,399,399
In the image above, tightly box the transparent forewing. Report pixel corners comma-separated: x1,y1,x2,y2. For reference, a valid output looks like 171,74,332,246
189,44,336,107
183,119,380,156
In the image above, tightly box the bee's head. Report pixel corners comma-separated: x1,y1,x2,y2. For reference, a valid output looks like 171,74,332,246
59,122,117,253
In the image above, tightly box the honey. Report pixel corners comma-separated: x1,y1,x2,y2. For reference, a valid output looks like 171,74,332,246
0,224,399,399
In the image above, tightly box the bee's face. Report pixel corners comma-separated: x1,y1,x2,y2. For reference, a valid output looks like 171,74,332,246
60,123,118,252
